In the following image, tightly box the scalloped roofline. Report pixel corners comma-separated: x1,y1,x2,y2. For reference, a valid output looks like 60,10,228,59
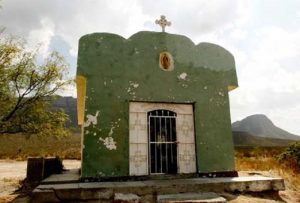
79,31,233,57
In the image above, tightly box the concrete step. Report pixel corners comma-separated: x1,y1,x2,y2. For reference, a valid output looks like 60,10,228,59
41,168,80,184
32,175,285,202
157,192,226,203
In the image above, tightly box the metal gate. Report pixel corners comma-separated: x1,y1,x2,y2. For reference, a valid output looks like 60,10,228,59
148,109,177,174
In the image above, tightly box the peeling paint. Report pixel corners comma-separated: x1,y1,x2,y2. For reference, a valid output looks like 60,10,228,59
96,37,103,44
129,81,139,88
127,81,140,97
97,171,106,176
108,126,115,137
99,136,117,150
134,48,139,54
78,31,238,177
178,72,187,80
84,111,100,127
182,84,188,88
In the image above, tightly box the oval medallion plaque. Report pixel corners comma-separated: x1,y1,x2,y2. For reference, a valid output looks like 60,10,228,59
159,52,174,71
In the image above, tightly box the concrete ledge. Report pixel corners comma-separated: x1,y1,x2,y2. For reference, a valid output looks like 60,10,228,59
32,176,285,202
157,192,226,203
41,169,80,184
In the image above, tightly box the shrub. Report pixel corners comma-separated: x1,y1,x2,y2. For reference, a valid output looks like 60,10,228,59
277,142,300,172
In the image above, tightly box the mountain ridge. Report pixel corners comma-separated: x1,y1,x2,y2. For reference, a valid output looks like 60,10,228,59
232,114,300,140
50,97,300,146
232,114,300,146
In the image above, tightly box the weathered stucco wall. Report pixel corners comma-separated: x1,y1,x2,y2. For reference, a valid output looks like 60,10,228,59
77,31,238,178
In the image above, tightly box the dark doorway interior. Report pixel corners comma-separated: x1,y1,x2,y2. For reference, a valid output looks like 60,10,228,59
148,109,177,174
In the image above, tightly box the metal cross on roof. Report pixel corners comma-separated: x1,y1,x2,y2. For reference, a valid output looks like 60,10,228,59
155,15,171,32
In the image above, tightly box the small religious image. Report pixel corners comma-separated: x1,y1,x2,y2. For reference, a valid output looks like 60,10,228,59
159,52,174,71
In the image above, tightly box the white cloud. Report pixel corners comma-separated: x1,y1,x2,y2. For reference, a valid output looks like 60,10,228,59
254,27,300,60
230,29,248,40
230,24,300,135
27,18,55,58
235,0,254,27
1,0,300,134
57,83,76,98
0,0,250,58
269,105,300,135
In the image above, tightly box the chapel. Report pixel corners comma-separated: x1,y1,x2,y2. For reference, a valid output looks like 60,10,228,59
76,16,238,179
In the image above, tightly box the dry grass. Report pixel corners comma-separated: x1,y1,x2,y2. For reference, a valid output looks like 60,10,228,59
0,134,299,190
235,147,300,191
0,133,81,160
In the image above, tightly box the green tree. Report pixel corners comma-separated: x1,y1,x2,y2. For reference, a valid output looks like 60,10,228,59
278,142,300,172
0,36,71,137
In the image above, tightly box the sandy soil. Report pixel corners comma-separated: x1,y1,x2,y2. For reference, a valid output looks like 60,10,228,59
0,160,299,203
0,159,80,202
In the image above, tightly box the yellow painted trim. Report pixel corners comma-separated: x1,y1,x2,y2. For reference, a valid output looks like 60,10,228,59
76,75,87,125
228,85,238,91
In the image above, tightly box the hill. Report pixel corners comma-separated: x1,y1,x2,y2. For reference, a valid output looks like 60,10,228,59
232,114,300,146
52,96,78,128
232,131,297,147
50,97,300,146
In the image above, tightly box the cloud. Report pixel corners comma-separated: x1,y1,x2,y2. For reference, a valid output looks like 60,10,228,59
229,24,300,135
254,27,300,60
229,29,248,40
1,0,300,134
26,18,55,58
0,0,251,56
136,0,243,38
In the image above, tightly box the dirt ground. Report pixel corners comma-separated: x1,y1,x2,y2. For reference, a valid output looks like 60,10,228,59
0,160,27,198
0,159,80,203
0,160,299,203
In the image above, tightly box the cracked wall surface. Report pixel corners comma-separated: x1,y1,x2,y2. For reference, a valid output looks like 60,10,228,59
76,31,238,178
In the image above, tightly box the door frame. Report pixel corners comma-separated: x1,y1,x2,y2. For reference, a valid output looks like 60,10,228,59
129,102,196,176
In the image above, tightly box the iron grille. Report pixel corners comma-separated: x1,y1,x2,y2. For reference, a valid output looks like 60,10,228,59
148,109,177,174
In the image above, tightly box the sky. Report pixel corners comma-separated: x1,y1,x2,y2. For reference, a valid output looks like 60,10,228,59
0,0,300,135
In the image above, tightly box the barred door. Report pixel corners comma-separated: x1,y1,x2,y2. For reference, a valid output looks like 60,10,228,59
148,110,177,174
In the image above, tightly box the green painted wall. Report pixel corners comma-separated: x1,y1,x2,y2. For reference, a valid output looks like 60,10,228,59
77,31,238,178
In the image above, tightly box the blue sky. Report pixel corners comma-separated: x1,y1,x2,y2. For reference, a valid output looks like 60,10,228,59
1,0,300,135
